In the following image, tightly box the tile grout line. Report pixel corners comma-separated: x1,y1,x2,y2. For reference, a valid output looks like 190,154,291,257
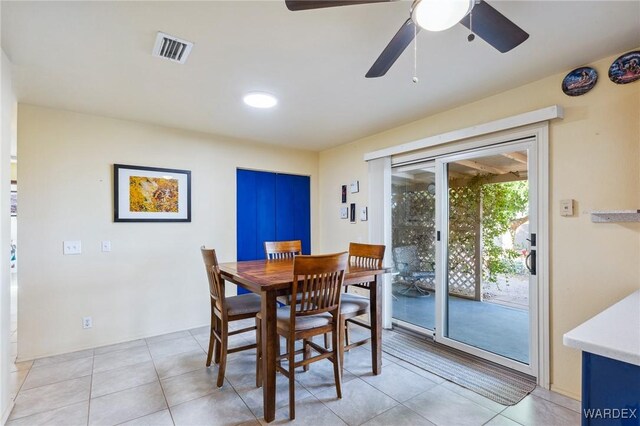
356,403,402,426
224,373,264,423
87,353,95,426
17,361,94,394
112,409,168,426
146,338,177,426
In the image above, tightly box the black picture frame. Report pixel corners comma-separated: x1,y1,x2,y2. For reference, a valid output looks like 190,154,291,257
350,203,356,223
341,185,347,203
114,164,191,222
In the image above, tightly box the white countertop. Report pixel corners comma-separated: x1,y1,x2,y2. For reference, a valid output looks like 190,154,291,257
563,290,640,366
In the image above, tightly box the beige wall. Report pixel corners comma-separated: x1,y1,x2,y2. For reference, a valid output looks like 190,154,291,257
1,49,17,422
17,105,318,360
318,51,640,398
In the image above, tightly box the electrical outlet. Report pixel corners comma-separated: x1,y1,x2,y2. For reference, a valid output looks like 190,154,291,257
63,241,82,255
82,316,92,329
101,240,111,252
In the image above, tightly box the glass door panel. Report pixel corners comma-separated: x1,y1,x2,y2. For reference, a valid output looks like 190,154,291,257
440,146,534,365
391,164,436,331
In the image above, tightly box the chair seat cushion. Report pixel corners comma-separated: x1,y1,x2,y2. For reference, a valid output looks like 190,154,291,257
258,306,333,331
341,293,370,315
226,293,262,316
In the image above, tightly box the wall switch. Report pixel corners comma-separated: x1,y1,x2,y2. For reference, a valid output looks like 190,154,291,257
82,316,92,329
101,241,111,252
63,241,82,255
560,199,574,217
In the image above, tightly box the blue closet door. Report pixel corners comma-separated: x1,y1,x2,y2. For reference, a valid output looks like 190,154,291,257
275,174,310,254
236,170,310,294
237,170,276,294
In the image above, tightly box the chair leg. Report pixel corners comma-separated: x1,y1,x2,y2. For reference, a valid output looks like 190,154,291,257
331,321,343,399
344,320,351,348
256,317,262,388
214,316,222,364
339,317,346,376
303,339,310,372
206,316,215,367
287,337,296,420
217,321,228,388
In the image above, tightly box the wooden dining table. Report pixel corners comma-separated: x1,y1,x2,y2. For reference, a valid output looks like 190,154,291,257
219,258,389,422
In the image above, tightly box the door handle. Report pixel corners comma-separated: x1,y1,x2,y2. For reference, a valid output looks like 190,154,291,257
525,249,536,276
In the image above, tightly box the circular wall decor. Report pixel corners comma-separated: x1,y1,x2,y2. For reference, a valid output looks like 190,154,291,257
562,67,598,96
608,51,640,85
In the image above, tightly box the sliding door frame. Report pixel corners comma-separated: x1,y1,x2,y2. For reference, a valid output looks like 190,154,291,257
379,122,549,387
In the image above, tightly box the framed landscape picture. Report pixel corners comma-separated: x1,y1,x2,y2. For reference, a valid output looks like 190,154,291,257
114,164,191,222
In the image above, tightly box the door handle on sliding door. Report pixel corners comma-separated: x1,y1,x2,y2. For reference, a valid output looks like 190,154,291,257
525,250,536,276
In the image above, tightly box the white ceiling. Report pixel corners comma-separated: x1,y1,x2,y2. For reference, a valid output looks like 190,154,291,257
3,1,639,151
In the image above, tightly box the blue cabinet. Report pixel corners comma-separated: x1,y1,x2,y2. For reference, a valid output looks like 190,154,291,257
581,352,640,426
236,169,310,294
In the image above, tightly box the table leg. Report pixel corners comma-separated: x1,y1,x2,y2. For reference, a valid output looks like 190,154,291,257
261,290,278,422
370,274,383,375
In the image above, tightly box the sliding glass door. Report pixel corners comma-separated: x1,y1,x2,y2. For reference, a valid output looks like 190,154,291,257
391,163,437,331
436,140,537,374
389,139,538,375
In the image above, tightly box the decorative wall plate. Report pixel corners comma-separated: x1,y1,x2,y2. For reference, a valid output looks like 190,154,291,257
609,51,640,85
562,67,598,96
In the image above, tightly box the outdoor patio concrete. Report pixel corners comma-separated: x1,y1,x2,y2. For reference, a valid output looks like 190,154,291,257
392,293,529,364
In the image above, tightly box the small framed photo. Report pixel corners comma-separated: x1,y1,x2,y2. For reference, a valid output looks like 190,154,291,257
350,203,356,223
360,207,368,221
114,164,191,222
350,180,359,194
341,185,347,203
340,206,349,219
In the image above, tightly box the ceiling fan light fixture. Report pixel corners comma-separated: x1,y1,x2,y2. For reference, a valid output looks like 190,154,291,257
243,92,278,109
411,0,475,32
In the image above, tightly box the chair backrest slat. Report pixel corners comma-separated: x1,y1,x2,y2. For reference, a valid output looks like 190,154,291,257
264,240,302,260
291,253,348,319
201,246,225,312
347,243,385,290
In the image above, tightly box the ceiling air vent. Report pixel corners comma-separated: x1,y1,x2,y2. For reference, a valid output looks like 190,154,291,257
152,32,193,64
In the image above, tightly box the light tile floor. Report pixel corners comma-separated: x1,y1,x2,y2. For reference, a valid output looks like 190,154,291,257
8,319,581,426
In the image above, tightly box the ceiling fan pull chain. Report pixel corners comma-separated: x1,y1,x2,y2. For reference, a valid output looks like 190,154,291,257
468,10,476,42
412,23,419,83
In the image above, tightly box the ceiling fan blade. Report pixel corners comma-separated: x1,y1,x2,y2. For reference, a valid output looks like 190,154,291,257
285,0,392,11
366,19,419,78
460,1,529,53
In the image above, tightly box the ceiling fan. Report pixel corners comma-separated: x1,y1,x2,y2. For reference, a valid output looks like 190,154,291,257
284,0,529,78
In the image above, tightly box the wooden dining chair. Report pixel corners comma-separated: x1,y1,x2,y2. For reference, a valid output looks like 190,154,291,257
201,246,262,387
265,240,302,305
264,240,302,260
338,242,385,370
256,252,348,420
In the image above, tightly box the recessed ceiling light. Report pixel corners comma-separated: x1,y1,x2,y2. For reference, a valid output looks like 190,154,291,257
243,92,278,109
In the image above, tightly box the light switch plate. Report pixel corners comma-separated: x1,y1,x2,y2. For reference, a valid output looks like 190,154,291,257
101,240,111,252
360,206,368,221
63,241,82,255
560,199,574,217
